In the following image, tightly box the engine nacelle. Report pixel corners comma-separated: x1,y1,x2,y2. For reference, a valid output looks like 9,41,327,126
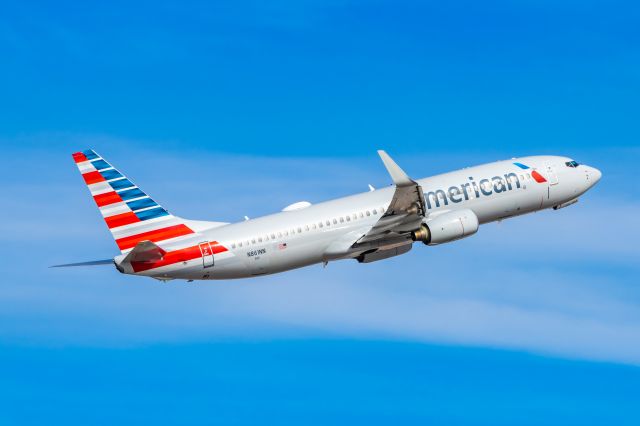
412,209,479,245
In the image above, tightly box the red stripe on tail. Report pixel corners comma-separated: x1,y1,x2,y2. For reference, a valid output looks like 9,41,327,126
130,242,228,272
131,245,202,272
94,191,123,207
72,152,89,163
212,244,228,254
116,224,194,250
105,212,140,229
82,171,105,185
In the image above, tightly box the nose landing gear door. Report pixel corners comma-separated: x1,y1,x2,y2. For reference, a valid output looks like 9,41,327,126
199,241,215,268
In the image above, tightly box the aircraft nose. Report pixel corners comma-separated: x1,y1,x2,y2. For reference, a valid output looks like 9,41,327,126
588,166,602,186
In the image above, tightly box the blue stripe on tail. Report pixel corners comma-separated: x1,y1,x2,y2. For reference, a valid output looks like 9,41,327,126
91,159,111,170
127,198,158,211
136,207,169,221
118,188,146,201
82,150,99,160
109,178,134,190
100,169,123,181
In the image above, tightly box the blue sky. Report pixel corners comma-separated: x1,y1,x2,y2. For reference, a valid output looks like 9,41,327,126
1,0,639,424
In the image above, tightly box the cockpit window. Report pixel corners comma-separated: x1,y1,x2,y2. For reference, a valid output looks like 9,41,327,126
565,160,580,168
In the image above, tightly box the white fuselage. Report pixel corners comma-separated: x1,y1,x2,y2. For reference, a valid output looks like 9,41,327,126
115,155,601,280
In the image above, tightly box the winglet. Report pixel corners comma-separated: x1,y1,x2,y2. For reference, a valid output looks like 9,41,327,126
377,150,414,186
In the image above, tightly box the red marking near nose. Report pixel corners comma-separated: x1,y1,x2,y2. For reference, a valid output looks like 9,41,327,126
531,170,547,183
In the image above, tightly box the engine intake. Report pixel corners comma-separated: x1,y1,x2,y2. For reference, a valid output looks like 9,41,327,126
412,209,479,245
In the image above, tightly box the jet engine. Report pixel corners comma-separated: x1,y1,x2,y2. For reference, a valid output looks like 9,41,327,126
411,209,479,245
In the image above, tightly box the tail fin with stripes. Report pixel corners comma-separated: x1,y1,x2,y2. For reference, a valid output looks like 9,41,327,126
72,149,196,253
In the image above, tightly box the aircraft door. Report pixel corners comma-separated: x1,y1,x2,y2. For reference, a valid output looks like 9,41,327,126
544,162,559,203
545,163,559,185
199,241,215,268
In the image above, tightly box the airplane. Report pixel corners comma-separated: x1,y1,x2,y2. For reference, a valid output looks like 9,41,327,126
53,150,601,281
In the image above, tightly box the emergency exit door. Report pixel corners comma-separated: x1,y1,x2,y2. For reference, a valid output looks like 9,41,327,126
199,241,215,268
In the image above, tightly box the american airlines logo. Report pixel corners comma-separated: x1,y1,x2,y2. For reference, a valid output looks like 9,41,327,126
423,163,545,210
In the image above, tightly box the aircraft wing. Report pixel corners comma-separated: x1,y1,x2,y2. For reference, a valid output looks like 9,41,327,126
354,151,426,246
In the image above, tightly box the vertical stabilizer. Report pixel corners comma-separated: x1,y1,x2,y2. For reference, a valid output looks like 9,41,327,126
72,149,196,253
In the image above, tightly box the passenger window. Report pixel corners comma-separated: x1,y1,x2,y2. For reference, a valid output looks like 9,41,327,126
297,227,302,233
251,238,256,244
353,213,357,220
305,225,310,231
326,220,330,226
319,222,323,228
312,223,317,229
258,237,263,243
346,216,351,222
340,217,344,223
333,218,337,225
373,209,377,215
366,210,370,216
232,243,236,249
359,212,364,218
239,241,243,247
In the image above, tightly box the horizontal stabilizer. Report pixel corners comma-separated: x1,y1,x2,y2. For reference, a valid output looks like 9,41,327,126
50,259,113,268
